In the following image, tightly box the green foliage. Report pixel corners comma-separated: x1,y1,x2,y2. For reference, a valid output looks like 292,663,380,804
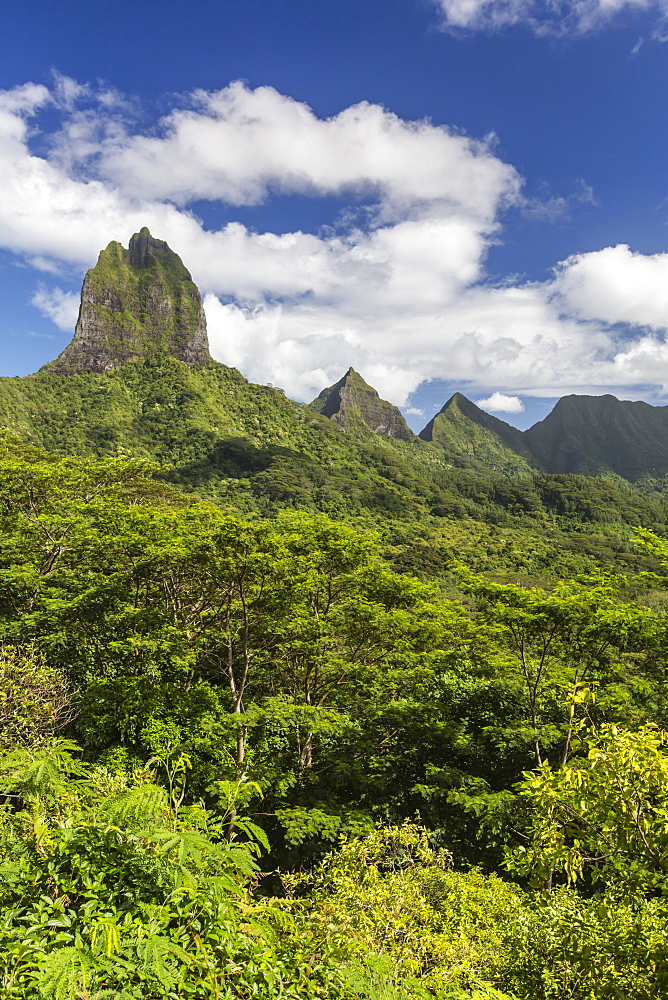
457,569,657,767
0,740,351,999
508,724,668,894
420,393,534,476
2,443,667,875
1,354,668,587
497,889,668,1000
0,646,72,745
288,824,522,997
1,427,668,996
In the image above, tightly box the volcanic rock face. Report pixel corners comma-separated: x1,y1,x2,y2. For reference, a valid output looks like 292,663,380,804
310,367,415,441
51,228,212,372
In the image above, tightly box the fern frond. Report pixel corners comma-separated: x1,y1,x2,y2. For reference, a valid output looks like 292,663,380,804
102,783,169,828
90,916,122,958
148,828,237,867
130,932,190,989
36,946,93,1000
90,991,137,1000
0,739,86,801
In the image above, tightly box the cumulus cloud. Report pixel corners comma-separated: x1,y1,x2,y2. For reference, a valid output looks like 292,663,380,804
94,82,520,224
204,279,615,404
31,285,80,331
477,391,525,412
430,0,665,35
553,244,668,328
3,76,668,408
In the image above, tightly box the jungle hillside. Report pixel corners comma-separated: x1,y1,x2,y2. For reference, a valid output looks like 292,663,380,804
2,231,668,999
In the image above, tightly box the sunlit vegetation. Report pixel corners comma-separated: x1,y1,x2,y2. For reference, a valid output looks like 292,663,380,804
1,429,668,997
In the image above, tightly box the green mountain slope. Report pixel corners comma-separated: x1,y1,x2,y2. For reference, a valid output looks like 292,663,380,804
310,367,414,441
0,352,451,517
418,392,668,485
2,228,668,584
419,393,535,475
3,354,668,581
524,394,668,481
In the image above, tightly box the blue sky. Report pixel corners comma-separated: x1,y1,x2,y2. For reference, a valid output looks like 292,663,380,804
3,0,668,430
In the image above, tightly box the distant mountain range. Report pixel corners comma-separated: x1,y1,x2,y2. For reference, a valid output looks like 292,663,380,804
418,391,668,482
1,228,667,486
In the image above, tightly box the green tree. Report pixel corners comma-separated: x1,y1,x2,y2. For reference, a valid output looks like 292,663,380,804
0,645,72,745
0,738,348,999
507,724,668,895
458,569,654,766
288,823,521,999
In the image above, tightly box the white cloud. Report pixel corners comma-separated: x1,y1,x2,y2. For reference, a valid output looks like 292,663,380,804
31,285,80,331
574,178,598,206
51,71,91,112
553,244,668,328
94,82,520,224
430,0,664,35
520,177,597,222
0,82,50,116
477,391,525,412
3,77,668,408
204,279,614,404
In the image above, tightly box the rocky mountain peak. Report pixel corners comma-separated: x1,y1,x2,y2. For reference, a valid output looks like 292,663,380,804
127,226,165,267
49,229,212,373
309,368,414,441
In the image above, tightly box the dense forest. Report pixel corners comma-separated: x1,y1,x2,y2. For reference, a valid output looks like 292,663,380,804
4,425,668,999
4,230,668,999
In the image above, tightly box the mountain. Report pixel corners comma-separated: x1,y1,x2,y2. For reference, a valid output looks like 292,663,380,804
419,393,535,475
18,226,668,489
0,229,444,522
524,394,668,481
309,367,414,441
417,392,668,483
50,228,211,373
1,229,668,585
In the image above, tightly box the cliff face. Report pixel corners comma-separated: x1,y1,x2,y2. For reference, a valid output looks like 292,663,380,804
309,368,415,441
50,228,211,373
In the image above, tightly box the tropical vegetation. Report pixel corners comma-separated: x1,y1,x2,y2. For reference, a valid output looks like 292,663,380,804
2,420,668,998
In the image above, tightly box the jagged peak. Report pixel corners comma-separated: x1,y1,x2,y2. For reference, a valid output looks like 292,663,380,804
309,368,414,441
329,367,373,390
48,230,211,374
418,391,534,474
421,393,525,436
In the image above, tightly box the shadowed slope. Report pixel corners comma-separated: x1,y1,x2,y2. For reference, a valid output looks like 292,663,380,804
524,395,668,481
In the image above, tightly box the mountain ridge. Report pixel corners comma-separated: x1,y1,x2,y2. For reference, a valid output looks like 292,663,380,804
4,228,668,487
523,394,668,480
418,393,535,475
418,391,668,482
